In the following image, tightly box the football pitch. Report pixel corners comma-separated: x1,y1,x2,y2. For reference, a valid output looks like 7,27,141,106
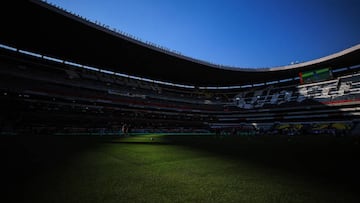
1,134,359,203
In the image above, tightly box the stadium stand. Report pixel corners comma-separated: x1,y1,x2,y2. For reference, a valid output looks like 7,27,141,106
0,1,360,137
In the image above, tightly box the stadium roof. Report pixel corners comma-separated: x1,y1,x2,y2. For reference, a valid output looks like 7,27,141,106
1,0,360,86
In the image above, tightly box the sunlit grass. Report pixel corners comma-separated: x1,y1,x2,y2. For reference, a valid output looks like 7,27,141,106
17,135,358,203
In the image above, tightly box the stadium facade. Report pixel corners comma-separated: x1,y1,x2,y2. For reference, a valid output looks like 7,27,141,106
1,0,360,136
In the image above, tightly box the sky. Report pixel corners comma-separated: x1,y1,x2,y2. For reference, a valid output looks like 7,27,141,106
47,0,360,69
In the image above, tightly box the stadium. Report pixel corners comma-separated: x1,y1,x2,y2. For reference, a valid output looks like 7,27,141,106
1,1,360,202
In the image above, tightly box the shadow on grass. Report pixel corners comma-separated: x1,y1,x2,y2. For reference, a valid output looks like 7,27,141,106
162,134,360,197
1,134,359,202
105,133,360,198
0,135,103,203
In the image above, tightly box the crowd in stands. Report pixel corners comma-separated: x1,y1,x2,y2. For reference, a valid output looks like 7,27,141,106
1,47,360,136
211,122,354,137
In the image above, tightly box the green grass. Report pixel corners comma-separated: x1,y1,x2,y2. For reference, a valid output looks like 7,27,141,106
2,135,360,203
